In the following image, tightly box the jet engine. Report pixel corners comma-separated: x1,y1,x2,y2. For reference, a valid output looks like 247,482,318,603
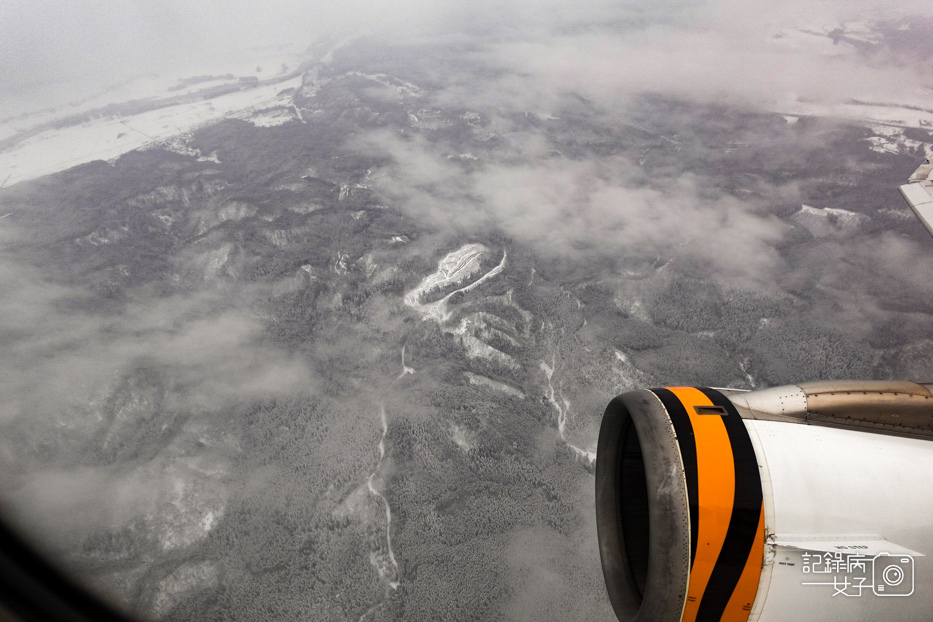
595,381,933,622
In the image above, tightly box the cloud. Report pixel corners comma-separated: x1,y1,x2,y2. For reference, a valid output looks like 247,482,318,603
3,0,931,110
7,453,230,553
357,130,788,283
0,243,316,555
0,254,314,466
474,3,933,116
311,3,933,297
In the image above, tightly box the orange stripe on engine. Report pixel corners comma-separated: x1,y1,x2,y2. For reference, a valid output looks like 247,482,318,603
720,504,765,621
667,387,736,622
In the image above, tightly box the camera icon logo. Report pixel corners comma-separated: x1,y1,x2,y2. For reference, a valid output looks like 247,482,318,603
873,553,914,596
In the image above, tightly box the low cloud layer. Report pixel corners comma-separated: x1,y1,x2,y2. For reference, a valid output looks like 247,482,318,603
3,0,931,114
0,261,311,430
0,251,314,548
359,126,791,283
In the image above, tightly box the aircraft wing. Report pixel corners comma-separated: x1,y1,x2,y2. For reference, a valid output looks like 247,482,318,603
900,158,933,236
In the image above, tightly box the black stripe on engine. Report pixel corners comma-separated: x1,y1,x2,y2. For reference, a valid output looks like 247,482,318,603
695,388,763,622
651,388,698,569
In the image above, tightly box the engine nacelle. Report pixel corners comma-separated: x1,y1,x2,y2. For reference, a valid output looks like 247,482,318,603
596,382,933,622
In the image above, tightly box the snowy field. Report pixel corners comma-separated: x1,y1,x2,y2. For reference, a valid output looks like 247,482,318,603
0,45,307,133
0,76,303,187
781,99,933,132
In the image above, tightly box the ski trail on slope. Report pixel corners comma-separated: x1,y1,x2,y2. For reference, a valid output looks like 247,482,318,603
540,357,596,464
404,246,507,323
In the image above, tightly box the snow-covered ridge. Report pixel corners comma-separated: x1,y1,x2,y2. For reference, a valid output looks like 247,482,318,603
451,313,520,369
793,204,868,236
344,72,423,98
464,372,524,398
864,124,931,156
779,100,933,132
